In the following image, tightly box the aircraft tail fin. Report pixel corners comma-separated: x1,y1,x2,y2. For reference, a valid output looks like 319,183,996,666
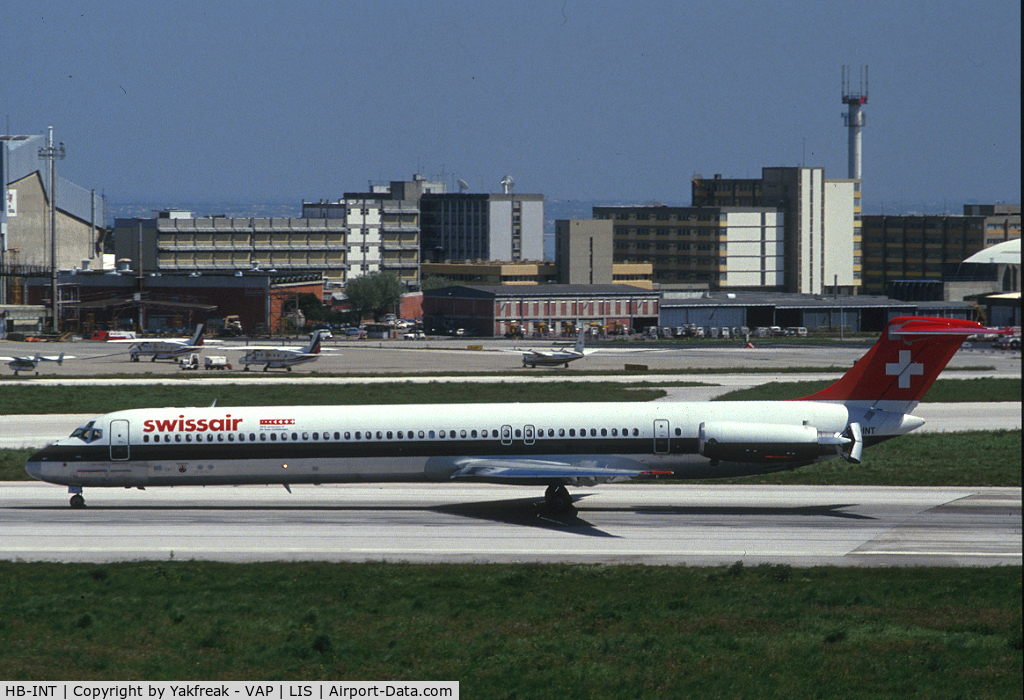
573,329,587,354
304,330,325,355
191,324,205,347
795,316,994,413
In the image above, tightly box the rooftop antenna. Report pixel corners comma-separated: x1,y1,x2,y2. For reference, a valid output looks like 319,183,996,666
457,178,469,192
842,65,868,180
500,175,514,194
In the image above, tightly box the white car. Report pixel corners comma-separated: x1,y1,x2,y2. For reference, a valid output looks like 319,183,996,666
403,330,426,340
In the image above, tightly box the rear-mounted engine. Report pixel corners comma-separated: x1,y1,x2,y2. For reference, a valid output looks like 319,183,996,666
698,421,821,465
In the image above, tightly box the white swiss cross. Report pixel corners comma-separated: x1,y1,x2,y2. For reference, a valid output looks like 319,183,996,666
886,350,924,389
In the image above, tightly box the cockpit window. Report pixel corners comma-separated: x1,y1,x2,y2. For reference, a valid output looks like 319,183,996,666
70,421,103,443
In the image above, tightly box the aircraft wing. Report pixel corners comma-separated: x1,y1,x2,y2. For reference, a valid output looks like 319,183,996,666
35,355,75,362
447,456,650,485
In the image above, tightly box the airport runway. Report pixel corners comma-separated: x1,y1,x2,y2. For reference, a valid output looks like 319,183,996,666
1,482,1019,567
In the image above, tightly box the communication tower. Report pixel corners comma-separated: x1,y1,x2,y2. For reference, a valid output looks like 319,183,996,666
842,65,868,180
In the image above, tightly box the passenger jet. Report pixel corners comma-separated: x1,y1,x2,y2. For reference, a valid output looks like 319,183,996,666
26,317,995,510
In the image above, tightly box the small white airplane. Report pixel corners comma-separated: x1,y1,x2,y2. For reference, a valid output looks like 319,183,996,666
2,352,74,376
26,316,1003,510
115,325,207,362
238,330,331,371
508,329,596,368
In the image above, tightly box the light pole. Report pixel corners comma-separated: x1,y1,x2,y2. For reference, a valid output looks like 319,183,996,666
38,126,65,333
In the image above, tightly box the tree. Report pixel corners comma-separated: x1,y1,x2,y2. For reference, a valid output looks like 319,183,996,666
344,271,404,321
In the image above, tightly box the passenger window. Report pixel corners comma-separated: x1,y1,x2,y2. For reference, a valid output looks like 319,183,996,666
387,431,393,440
228,434,235,442
292,433,298,440
601,428,607,437
514,429,521,438
175,434,181,443
471,430,477,438
559,428,565,437
611,429,618,437
429,430,435,439
219,434,225,442
440,430,446,438
675,428,682,436
250,434,256,441
260,433,267,441
569,429,575,437
344,432,351,440
376,431,383,440
143,435,150,443
334,432,340,440
270,433,277,441
419,431,425,438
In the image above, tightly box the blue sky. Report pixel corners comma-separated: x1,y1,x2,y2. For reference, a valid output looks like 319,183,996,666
3,0,1019,212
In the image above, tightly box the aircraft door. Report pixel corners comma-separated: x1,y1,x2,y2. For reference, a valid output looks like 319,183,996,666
110,420,130,461
653,419,669,454
524,425,535,445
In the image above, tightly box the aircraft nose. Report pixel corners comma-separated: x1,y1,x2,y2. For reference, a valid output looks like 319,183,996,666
25,459,43,480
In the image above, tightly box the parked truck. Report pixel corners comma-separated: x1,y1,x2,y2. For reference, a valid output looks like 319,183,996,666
204,355,232,370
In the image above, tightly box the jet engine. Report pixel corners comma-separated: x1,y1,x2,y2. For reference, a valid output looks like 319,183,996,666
698,421,821,464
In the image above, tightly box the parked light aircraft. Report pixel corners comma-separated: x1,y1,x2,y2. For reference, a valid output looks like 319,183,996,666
2,353,73,376
26,316,997,509
238,330,331,371
115,325,206,362
507,329,596,368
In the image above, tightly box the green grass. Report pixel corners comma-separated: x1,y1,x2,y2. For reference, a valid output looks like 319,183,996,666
0,377,1017,414
0,381,669,415
715,376,1021,402
0,562,1019,697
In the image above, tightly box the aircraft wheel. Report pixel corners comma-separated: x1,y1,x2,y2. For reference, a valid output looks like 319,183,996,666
545,485,574,513
131,356,139,362
287,366,292,372
70,494,86,508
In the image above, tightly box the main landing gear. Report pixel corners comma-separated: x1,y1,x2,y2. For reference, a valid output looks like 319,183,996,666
544,484,574,513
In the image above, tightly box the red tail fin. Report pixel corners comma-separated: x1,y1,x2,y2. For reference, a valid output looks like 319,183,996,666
796,316,986,407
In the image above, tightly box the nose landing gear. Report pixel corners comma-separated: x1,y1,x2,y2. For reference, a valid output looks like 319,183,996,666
69,486,86,508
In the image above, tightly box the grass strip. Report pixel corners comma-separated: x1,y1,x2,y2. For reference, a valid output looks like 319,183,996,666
0,378,1018,415
0,562,1019,698
714,376,1021,402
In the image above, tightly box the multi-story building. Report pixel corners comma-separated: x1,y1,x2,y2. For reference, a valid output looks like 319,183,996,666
423,283,659,337
421,219,653,289
420,192,544,263
2,133,106,304
860,204,1020,297
692,167,861,295
593,205,784,290
114,210,350,284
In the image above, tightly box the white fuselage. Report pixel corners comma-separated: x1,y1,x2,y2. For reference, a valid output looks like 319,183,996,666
23,400,901,491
